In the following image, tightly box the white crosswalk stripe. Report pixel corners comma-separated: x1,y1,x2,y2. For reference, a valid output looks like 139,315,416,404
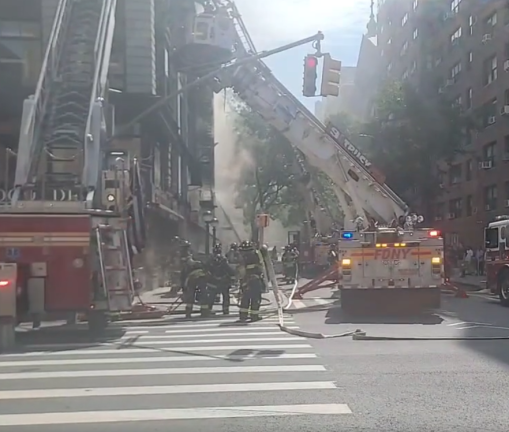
0,315,352,429
287,298,337,310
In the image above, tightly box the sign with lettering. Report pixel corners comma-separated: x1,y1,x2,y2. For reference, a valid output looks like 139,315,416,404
374,248,411,261
0,188,75,203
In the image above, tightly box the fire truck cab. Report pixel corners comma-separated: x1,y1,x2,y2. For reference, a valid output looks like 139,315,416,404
484,216,509,305
337,227,444,312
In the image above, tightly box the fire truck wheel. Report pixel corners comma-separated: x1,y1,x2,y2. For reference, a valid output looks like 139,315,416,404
498,270,509,307
87,311,108,334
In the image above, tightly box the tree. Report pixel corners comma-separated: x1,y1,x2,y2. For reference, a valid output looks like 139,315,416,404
362,80,474,215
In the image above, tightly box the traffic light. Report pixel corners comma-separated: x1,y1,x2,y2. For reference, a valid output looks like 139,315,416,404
302,55,318,97
320,53,342,97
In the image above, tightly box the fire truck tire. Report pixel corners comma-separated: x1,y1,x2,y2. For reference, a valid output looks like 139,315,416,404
498,270,509,307
87,311,108,334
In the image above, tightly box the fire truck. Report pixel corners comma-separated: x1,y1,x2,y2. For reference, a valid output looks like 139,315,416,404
485,216,509,305
192,1,445,311
0,0,145,333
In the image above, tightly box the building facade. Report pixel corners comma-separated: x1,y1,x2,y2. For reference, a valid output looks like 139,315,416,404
0,0,217,285
376,0,509,248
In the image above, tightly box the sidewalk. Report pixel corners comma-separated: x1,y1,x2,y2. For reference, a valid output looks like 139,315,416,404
449,269,485,291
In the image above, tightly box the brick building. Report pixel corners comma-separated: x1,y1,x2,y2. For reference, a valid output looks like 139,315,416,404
376,0,509,248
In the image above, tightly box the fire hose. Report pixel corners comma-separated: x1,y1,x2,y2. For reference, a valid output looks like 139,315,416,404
262,257,509,342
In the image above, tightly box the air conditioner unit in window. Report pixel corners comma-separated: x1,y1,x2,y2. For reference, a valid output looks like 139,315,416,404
482,34,492,43
479,160,493,169
501,105,509,115
488,116,496,124
504,60,509,72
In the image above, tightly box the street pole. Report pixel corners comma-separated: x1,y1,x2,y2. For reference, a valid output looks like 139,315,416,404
212,226,217,247
205,222,210,255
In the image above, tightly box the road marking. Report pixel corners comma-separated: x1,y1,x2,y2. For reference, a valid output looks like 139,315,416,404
122,317,293,330
0,404,352,425
131,331,290,339
124,330,149,335
447,322,491,327
3,344,313,357
163,326,299,334
0,381,337,399
0,365,326,380
291,300,306,309
0,353,318,368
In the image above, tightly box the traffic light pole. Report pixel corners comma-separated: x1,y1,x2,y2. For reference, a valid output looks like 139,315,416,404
116,32,325,134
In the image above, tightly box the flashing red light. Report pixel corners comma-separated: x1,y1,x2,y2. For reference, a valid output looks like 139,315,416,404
428,230,439,237
306,56,317,68
0,280,9,287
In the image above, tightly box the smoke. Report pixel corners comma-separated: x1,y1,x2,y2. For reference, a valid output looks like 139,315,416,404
214,92,249,243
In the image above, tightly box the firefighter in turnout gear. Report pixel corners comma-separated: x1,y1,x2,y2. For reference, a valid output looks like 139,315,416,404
237,240,264,322
207,244,236,314
181,246,211,318
328,243,339,267
226,243,240,264
282,245,298,283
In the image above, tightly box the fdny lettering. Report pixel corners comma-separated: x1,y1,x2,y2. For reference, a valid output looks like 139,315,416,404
374,248,411,260
326,124,372,169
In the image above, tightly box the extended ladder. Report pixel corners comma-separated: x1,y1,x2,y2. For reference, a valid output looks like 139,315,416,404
95,224,135,311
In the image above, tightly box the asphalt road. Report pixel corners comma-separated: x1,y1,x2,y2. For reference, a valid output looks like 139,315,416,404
289,283,509,431
2,284,509,431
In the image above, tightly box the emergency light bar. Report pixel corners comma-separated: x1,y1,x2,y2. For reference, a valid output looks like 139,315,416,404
341,231,353,239
428,230,440,237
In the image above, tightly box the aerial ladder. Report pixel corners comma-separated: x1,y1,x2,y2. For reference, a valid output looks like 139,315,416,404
0,0,145,333
211,1,409,232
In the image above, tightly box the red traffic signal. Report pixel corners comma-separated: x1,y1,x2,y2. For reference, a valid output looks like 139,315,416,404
303,55,318,97
306,56,318,68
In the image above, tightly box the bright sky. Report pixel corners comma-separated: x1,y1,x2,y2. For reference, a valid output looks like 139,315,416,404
235,0,371,111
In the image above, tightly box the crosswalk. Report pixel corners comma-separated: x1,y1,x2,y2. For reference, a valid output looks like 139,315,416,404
286,297,337,310
0,315,351,430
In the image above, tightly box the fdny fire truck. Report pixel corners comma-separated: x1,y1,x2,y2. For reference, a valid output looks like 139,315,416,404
485,216,509,305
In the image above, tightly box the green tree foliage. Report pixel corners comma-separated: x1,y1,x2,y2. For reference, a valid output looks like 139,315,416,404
363,80,473,212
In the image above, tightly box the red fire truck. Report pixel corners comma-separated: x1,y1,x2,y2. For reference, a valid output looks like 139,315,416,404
485,216,509,305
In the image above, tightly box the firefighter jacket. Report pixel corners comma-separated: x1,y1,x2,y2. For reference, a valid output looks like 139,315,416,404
181,256,207,287
238,250,264,281
207,254,235,286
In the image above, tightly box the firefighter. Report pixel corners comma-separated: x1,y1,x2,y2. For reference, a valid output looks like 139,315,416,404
207,243,236,314
327,243,339,267
282,245,298,283
237,240,264,322
181,244,211,318
226,242,240,264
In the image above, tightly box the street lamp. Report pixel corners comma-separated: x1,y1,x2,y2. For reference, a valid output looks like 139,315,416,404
211,217,219,248
203,210,214,255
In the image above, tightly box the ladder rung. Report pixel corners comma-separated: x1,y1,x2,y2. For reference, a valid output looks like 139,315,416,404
105,266,127,271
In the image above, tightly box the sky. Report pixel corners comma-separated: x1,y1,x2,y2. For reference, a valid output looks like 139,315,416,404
234,0,372,112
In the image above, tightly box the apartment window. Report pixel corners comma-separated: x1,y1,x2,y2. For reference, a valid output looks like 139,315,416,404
450,62,461,81
449,164,462,185
465,159,473,180
449,199,462,218
410,60,417,74
466,51,473,70
402,69,409,80
387,62,392,72
381,49,384,57
413,28,418,40
466,195,473,216
450,26,462,44
486,12,497,28
482,98,497,127
483,56,497,85
466,87,472,109
451,0,461,13
380,25,384,34
468,15,475,35
504,135,509,159
435,203,445,221
400,41,408,56
484,185,497,211
401,13,408,26
387,37,392,45
413,0,418,10
483,141,497,166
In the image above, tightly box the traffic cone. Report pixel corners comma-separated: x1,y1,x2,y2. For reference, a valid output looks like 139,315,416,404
455,288,469,299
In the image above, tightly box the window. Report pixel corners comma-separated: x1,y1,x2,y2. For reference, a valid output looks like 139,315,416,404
466,195,473,216
401,13,408,26
449,199,462,218
413,0,418,10
482,98,497,127
468,15,475,35
504,135,509,159
453,95,462,108
387,37,392,45
450,26,462,44
465,159,473,180
483,56,497,85
400,41,408,56
466,87,472,109
402,69,409,80
486,12,497,28
485,227,499,249
451,0,461,13
410,60,417,74
435,203,445,221
449,164,462,185
484,185,497,211
505,182,509,205
450,62,461,81
483,141,497,166
413,28,419,39
466,51,473,70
